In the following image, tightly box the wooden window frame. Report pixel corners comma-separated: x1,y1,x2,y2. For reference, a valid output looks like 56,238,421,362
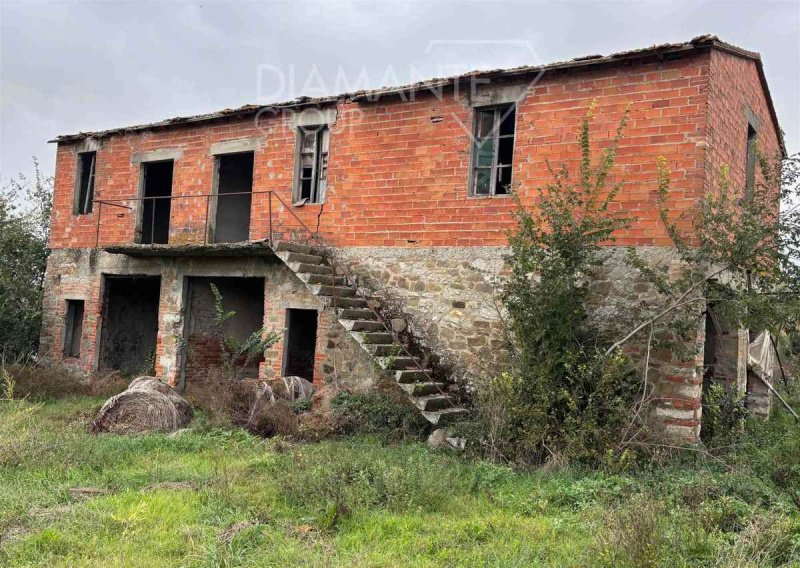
293,125,329,205
469,103,516,197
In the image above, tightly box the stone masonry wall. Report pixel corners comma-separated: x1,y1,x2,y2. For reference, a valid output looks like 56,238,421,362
339,245,708,443
39,249,380,393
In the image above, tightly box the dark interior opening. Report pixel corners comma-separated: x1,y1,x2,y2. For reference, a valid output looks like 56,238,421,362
183,277,265,389
213,152,254,243
140,161,173,244
75,151,96,215
702,308,717,395
282,308,318,382
99,276,161,375
63,299,85,357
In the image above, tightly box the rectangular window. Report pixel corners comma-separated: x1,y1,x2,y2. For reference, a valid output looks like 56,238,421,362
74,151,96,215
63,300,85,357
138,160,174,245
745,124,757,200
294,126,329,204
471,104,515,196
212,152,254,243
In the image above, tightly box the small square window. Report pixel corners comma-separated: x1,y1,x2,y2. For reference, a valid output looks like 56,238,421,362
470,104,515,196
74,152,96,215
63,300,84,358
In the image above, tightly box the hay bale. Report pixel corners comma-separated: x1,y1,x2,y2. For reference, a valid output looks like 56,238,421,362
90,379,192,434
128,377,193,419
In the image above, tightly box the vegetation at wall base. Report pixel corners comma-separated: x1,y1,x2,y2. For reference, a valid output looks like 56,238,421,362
0,394,799,567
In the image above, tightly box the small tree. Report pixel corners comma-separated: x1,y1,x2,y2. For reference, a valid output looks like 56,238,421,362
613,152,800,358
0,159,52,358
209,283,281,381
488,104,640,464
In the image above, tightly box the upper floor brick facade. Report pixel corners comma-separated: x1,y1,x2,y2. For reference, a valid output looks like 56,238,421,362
49,36,783,251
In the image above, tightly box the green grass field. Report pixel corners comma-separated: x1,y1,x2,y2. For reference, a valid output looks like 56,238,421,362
1,396,799,567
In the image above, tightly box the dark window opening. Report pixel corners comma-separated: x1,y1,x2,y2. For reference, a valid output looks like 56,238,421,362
282,308,318,382
139,161,173,244
213,152,254,243
294,126,329,204
99,276,161,375
74,151,96,215
63,300,85,358
471,105,515,196
702,309,718,390
745,124,757,200
182,277,265,393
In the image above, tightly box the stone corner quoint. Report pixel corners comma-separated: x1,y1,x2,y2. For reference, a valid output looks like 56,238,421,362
40,35,785,442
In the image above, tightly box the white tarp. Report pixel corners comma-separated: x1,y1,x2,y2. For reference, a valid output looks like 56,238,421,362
748,330,776,380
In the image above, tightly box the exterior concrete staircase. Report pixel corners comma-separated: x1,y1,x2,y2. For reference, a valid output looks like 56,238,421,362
272,241,468,426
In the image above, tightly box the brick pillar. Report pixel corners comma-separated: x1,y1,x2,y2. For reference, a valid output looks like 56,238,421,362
651,319,705,444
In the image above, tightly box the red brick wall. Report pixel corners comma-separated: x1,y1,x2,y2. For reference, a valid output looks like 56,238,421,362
50,50,732,251
705,50,782,198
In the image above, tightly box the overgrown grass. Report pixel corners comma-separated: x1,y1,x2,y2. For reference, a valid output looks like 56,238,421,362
0,397,799,567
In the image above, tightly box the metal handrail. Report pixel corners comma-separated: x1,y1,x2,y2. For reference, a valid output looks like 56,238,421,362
92,189,451,405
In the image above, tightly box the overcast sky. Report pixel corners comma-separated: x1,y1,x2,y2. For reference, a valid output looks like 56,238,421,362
1,0,798,185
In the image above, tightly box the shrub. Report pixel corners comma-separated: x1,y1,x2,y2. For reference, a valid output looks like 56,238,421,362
202,378,300,438
329,389,429,440
482,105,642,465
597,493,667,568
0,362,128,401
700,382,748,448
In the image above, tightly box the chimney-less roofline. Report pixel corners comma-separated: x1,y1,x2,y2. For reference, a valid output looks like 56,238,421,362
49,35,785,157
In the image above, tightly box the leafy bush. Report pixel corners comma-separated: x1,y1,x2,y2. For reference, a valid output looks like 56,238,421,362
700,382,748,448
0,160,52,359
329,390,429,440
480,105,641,465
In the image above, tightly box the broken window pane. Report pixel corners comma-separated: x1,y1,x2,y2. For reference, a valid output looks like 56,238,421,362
471,103,515,196
498,136,514,166
496,166,512,194
75,151,96,215
499,107,516,136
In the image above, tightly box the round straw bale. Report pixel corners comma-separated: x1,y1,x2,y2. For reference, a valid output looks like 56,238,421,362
90,382,192,434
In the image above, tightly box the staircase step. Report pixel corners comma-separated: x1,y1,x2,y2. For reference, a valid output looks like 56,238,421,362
274,241,324,256
340,319,385,332
365,344,402,357
422,407,469,426
338,308,377,320
281,251,324,265
399,382,446,396
273,239,468,429
323,297,368,309
300,273,348,286
413,394,453,412
358,332,393,345
378,356,419,370
290,263,332,275
311,284,356,297
395,369,433,383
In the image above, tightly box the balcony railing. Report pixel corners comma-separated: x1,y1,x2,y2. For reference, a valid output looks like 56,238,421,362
93,190,325,251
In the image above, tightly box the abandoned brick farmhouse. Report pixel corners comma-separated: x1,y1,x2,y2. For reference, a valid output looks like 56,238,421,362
40,35,784,443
